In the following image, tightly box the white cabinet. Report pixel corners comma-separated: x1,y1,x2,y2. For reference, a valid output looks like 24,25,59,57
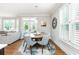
0,32,20,44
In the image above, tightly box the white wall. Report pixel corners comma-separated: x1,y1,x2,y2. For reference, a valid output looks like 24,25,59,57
50,3,63,41
18,16,51,35
37,16,51,33
51,11,60,41
50,3,64,41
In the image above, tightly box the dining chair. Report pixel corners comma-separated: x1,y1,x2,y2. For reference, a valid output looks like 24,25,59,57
38,35,49,54
23,36,36,54
48,43,56,55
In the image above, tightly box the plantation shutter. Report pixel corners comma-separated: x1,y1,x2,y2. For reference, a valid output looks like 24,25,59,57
59,4,69,41
0,19,2,30
69,4,79,49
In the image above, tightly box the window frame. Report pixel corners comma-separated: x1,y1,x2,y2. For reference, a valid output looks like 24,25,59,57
59,4,70,42
22,17,37,32
2,18,18,31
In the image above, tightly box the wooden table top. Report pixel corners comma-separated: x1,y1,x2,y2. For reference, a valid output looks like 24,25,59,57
31,34,43,39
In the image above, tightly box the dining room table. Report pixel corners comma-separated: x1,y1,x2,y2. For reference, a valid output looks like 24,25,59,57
30,33,43,41
24,32,51,42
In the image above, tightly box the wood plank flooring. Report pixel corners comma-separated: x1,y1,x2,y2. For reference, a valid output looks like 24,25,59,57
55,44,66,55
4,39,66,55
49,39,66,55
4,39,23,55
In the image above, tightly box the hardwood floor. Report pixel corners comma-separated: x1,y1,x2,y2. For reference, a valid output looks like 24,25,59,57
49,40,66,55
4,39,23,55
4,39,66,55
55,44,66,55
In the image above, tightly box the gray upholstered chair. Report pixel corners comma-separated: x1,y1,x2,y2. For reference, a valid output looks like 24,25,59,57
38,35,49,54
48,44,56,55
23,36,36,54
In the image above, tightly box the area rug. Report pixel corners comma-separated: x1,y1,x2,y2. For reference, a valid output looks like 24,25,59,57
18,43,56,55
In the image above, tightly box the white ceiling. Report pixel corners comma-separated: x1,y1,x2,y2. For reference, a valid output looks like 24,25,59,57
0,3,62,16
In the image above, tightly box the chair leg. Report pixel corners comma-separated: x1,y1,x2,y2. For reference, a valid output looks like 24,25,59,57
47,42,50,50
30,46,32,55
42,45,44,54
23,44,27,52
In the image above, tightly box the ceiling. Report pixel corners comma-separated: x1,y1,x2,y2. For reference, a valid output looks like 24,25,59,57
0,3,62,16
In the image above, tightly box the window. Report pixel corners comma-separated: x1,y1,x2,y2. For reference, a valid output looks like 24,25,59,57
16,19,19,31
0,18,2,30
3,19,15,31
2,18,19,31
60,3,79,49
23,20,30,31
22,17,37,32
59,4,69,42
69,4,79,49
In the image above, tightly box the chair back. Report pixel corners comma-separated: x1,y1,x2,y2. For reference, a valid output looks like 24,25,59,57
23,36,31,46
24,36,36,46
42,35,49,45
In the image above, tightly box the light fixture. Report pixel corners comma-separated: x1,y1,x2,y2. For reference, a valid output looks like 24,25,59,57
34,5,38,8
